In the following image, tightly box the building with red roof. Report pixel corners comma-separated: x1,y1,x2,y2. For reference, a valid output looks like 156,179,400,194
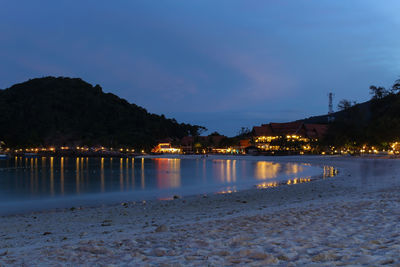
252,122,328,152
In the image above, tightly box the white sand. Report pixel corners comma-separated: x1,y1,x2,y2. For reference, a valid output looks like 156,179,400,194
1,155,400,266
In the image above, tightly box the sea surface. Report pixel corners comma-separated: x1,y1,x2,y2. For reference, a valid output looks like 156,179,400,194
0,156,335,215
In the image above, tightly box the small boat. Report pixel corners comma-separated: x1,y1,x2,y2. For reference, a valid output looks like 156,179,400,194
0,154,7,159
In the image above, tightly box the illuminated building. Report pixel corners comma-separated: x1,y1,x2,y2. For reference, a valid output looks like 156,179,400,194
151,143,181,154
252,122,328,152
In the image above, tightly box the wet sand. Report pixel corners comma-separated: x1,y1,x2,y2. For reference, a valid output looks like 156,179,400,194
1,155,400,266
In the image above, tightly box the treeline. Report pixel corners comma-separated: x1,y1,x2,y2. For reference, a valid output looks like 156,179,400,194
0,77,205,149
324,77,400,149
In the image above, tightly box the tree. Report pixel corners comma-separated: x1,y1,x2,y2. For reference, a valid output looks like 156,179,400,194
237,127,250,137
209,131,221,136
190,126,207,136
369,86,389,100
391,79,400,94
337,99,353,111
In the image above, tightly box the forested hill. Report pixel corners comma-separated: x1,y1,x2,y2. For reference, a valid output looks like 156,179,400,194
0,77,205,148
301,101,371,124
303,92,400,147
322,92,400,147
298,77,400,147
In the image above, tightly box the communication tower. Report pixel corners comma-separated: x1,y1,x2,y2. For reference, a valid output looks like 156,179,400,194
328,92,333,114
328,92,334,122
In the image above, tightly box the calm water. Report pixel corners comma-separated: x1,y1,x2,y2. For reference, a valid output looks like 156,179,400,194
0,156,334,214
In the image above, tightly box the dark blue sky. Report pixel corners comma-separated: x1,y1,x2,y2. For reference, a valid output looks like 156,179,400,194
1,1,399,136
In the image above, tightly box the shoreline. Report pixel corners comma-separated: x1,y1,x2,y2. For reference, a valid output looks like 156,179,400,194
0,155,329,217
1,155,400,265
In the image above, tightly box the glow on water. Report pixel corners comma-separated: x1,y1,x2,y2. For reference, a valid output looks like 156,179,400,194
0,157,335,214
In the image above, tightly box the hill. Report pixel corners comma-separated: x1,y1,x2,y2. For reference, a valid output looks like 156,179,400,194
295,77,400,148
323,93,400,147
0,77,205,148
301,101,371,125
303,94,400,148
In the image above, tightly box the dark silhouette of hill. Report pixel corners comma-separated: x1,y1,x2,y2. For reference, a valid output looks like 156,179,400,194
300,101,371,124
0,77,205,148
303,92,400,147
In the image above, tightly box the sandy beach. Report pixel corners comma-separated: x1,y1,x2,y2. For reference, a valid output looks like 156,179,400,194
1,155,400,266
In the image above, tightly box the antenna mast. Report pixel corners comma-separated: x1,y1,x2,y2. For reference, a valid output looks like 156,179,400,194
328,92,334,122
328,92,333,115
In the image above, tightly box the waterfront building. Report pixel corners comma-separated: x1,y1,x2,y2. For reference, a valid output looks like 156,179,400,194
152,143,181,154
252,122,327,153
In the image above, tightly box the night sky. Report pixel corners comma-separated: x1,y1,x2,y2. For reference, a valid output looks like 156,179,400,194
1,1,399,136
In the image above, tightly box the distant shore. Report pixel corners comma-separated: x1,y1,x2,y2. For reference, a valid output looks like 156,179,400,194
3,151,400,159
1,155,400,266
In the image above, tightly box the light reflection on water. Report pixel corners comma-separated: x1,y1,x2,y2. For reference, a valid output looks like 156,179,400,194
323,166,338,178
256,165,337,189
155,158,181,189
255,161,281,179
218,186,237,194
212,159,237,183
0,157,332,204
